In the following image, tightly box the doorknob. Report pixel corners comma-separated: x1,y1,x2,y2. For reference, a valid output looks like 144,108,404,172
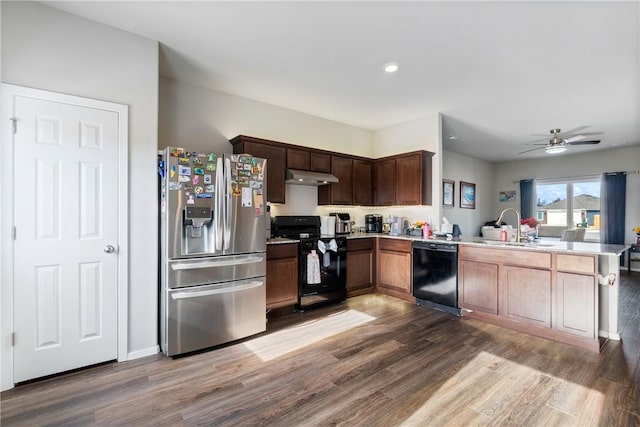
104,245,116,254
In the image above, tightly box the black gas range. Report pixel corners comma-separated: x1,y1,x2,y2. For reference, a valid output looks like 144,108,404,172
273,216,346,310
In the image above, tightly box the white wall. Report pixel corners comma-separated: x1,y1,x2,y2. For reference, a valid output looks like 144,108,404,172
493,145,640,245
1,1,160,376
371,113,443,226
442,150,494,237
160,79,444,229
159,78,373,156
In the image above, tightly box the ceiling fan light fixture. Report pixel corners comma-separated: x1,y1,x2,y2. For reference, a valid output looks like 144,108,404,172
383,62,399,73
545,145,567,154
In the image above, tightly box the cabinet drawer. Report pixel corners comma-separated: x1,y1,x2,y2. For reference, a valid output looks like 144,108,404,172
347,238,374,251
556,254,595,274
379,238,411,253
460,246,550,269
267,243,298,260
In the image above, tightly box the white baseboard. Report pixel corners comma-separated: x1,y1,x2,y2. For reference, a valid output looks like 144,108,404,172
127,345,159,360
599,330,621,340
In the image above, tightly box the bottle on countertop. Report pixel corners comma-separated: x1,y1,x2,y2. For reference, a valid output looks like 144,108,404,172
500,226,508,242
423,222,431,239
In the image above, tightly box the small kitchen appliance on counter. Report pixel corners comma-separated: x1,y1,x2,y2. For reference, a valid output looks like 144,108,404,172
365,214,383,233
389,216,407,236
331,213,352,235
273,216,346,310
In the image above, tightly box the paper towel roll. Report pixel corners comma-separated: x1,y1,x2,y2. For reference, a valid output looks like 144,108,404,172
326,217,335,236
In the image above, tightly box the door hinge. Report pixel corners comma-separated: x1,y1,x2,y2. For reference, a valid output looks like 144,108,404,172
12,226,16,240
9,118,17,134
11,332,15,347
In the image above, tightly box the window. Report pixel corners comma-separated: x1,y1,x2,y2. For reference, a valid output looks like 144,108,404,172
535,177,601,241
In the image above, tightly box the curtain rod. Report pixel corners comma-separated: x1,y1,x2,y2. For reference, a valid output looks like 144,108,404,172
513,170,639,184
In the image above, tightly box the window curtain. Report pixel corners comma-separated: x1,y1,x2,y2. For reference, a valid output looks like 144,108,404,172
601,172,626,245
520,179,534,219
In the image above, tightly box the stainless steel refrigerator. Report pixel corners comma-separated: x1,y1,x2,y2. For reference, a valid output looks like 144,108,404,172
159,147,267,356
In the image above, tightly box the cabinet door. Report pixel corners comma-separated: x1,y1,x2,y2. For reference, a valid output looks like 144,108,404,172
266,244,298,309
377,239,411,294
353,159,373,206
395,154,422,205
374,158,395,206
287,148,310,170
241,141,286,204
459,260,498,314
310,152,331,173
556,272,595,338
347,250,373,292
501,266,551,328
318,155,353,205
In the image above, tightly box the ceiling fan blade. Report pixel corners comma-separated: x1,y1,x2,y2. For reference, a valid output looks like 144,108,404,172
565,135,586,143
518,146,546,154
567,139,600,145
558,125,591,135
526,137,551,143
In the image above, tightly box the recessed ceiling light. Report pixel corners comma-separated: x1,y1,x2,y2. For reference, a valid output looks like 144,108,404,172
383,62,399,73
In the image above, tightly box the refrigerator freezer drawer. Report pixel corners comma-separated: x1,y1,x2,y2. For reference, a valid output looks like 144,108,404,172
165,277,266,356
167,253,266,288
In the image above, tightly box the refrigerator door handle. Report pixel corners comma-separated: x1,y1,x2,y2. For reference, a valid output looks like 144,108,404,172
170,280,264,299
224,157,232,250
215,156,224,250
170,255,265,270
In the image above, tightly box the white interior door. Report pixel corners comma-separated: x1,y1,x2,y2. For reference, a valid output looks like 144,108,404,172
12,95,120,382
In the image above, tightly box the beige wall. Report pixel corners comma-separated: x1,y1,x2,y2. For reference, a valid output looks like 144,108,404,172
1,1,159,365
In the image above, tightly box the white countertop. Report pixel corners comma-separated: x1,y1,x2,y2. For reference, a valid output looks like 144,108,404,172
345,232,630,256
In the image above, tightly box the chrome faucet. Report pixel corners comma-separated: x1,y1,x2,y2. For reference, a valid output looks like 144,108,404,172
496,208,521,243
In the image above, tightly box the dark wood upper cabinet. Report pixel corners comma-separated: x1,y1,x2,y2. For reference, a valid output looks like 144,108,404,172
309,152,331,173
376,151,433,206
353,159,373,206
318,155,353,205
395,154,422,205
374,158,396,206
231,135,433,207
230,136,286,204
287,148,310,170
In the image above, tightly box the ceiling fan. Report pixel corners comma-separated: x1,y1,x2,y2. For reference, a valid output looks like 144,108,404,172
518,127,601,155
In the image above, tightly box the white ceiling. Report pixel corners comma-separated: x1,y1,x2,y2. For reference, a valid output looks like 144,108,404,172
45,1,640,162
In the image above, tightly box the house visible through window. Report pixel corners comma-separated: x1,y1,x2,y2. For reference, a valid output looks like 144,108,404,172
535,177,601,242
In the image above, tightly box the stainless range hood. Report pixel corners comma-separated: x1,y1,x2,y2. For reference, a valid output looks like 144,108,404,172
285,169,339,186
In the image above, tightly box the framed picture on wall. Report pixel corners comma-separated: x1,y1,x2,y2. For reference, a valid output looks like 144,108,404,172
442,179,455,208
460,181,476,209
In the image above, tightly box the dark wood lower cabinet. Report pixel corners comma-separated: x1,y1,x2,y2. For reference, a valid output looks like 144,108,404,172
346,238,375,297
266,243,298,310
376,238,414,303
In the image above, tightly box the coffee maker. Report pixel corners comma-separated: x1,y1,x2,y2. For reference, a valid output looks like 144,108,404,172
365,214,382,233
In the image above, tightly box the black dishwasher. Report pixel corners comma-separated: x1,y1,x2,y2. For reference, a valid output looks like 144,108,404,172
412,241,460,315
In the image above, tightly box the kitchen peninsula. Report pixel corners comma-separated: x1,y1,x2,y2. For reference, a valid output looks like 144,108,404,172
267,233,629,352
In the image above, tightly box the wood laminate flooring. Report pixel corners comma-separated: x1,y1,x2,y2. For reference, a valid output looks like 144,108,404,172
2,273,640,426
